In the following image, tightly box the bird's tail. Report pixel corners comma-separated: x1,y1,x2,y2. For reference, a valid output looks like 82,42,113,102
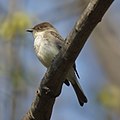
67,68,87,106
71,79,87,106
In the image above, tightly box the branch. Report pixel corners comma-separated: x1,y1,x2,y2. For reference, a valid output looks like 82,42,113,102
22,0,114,120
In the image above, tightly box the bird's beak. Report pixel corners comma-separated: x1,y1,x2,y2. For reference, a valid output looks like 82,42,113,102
26,28,33,32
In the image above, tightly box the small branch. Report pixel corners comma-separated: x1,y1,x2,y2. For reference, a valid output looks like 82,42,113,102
22,0,114,120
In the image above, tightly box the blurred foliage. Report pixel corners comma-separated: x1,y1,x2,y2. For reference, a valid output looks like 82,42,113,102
10,68,25,89
98,84,120,111
0,12,31,40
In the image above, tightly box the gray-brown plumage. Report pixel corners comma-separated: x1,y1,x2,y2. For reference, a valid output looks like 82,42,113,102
27,22,87,106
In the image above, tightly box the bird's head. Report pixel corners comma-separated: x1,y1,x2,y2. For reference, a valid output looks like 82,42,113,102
26,22,55,38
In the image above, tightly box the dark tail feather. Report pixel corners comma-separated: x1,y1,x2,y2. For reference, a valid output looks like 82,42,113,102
71,81,87,106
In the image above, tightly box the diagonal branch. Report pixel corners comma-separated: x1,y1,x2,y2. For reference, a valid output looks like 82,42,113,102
22,0,114,120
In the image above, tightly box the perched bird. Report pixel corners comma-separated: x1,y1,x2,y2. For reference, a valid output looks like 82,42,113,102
27,22,87,106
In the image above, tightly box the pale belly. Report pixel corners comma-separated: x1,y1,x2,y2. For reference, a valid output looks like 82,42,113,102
34,38,59,68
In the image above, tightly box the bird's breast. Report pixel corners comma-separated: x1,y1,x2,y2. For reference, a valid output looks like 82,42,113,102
34,36,59,68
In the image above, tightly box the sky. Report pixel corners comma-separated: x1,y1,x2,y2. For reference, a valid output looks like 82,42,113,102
0,0,120,120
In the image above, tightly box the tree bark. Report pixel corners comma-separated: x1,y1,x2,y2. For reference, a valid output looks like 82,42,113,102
22,0,114,120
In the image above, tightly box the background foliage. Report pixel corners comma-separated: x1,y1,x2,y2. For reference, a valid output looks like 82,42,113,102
0,0,120,120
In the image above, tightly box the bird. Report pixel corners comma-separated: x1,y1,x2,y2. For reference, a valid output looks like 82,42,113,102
26,22,87,106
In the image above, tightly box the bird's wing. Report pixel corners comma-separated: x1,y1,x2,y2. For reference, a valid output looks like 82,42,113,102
49,30,80,79
49,30,64,50
73,63,80,79
49,31,71,86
